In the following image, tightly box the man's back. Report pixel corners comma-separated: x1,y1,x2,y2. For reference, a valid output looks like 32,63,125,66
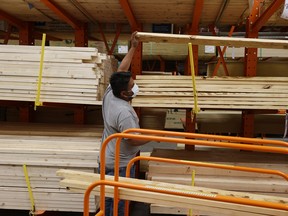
101,85,140,168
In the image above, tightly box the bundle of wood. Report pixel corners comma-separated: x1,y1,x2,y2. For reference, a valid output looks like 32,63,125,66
57,169,288,216
147,148,288,215
0,122,103,212
133,75,288,110
0,45,118,105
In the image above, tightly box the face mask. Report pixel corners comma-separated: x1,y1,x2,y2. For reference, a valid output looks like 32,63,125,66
131,83,139,98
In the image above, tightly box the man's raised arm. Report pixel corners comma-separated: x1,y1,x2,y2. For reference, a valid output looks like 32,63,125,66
117,31,139,72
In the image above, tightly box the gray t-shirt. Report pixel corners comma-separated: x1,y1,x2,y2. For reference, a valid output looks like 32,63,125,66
99,85,140,168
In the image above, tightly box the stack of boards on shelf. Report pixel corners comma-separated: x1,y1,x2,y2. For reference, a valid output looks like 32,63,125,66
147,148,288,215
0,45,118,105
57,169,288,216
133,75,288,110
0,122,103,212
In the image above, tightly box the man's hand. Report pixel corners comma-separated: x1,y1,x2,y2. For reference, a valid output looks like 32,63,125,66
117,31,139,72
130,31,139,48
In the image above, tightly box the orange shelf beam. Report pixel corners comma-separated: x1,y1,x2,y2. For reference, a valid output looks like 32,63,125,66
252,0,285,32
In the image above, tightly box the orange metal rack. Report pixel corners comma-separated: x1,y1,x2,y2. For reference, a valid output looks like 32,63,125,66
83,128,288,216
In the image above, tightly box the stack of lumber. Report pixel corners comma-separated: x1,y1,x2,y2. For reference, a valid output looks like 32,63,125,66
219,47,288,59
57,169,288,216
133,75,288,110
0,45,117,105
0,122,103,212
147,148,288,215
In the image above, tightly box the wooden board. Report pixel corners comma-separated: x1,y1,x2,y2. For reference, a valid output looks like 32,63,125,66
148,148,288,215
147,149,288,196
0,45,117,105
0,122,102,212
131,75,288,110
136,32,288,49
57,169,288,216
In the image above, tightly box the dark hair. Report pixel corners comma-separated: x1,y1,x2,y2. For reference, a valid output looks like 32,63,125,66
110,71,132,98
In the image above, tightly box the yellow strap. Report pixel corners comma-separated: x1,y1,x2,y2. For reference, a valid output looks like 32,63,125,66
188,43,200,114
23,164,36,213
34,33,46,110
188,170,196,216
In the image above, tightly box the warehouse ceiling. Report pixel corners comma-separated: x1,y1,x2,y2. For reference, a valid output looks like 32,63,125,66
0,0,287,59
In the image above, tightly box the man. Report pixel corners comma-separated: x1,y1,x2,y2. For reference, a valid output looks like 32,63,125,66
99,31,149,216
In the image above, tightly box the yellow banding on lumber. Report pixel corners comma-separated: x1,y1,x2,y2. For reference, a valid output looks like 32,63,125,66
23,164,36,214
188,43,199,114
34,33,46,110
188,170,196,216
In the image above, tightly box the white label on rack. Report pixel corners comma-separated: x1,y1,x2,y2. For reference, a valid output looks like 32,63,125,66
204,45,215,54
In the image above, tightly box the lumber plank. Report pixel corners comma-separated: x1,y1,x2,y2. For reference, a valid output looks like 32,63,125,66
57,170,288,216
0,187,97,212
148,175,287,193
0,45,117,104
147,148,288,204
150,204,223,216
148,163,287,178
131,75,288,109
0,121,102,212
0,122,103,136
136,32,288,49
150,149,288,164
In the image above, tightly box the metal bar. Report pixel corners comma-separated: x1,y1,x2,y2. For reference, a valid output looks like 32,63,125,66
212,26,235,76
215,0,230,26
98,23,110,53
40,0,82,29
253,0,285,32
75,24,88,47
127,156,288,181
157,55,165,71
118,0,139,30
131,40,143,77
108,24,122,55
123,128,288,148
0,9,23,28
189,0,204,34
19,22,35,45
186,0,204,76
3,24,12,44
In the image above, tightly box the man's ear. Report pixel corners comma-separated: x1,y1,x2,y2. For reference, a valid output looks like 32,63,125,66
120,90,133,101
120,91,133,99
120,90,127,99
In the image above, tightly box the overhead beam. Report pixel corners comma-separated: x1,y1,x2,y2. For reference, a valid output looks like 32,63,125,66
0,9,23,28
252,0,285,32
0,29,18,41
189,0,204,34
3,24,12,44
135,32,288,49
40,0,82,29
119,0,140,30
118,0,142,76
34,31,62,41
40,0,88,46
215,0,230,26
